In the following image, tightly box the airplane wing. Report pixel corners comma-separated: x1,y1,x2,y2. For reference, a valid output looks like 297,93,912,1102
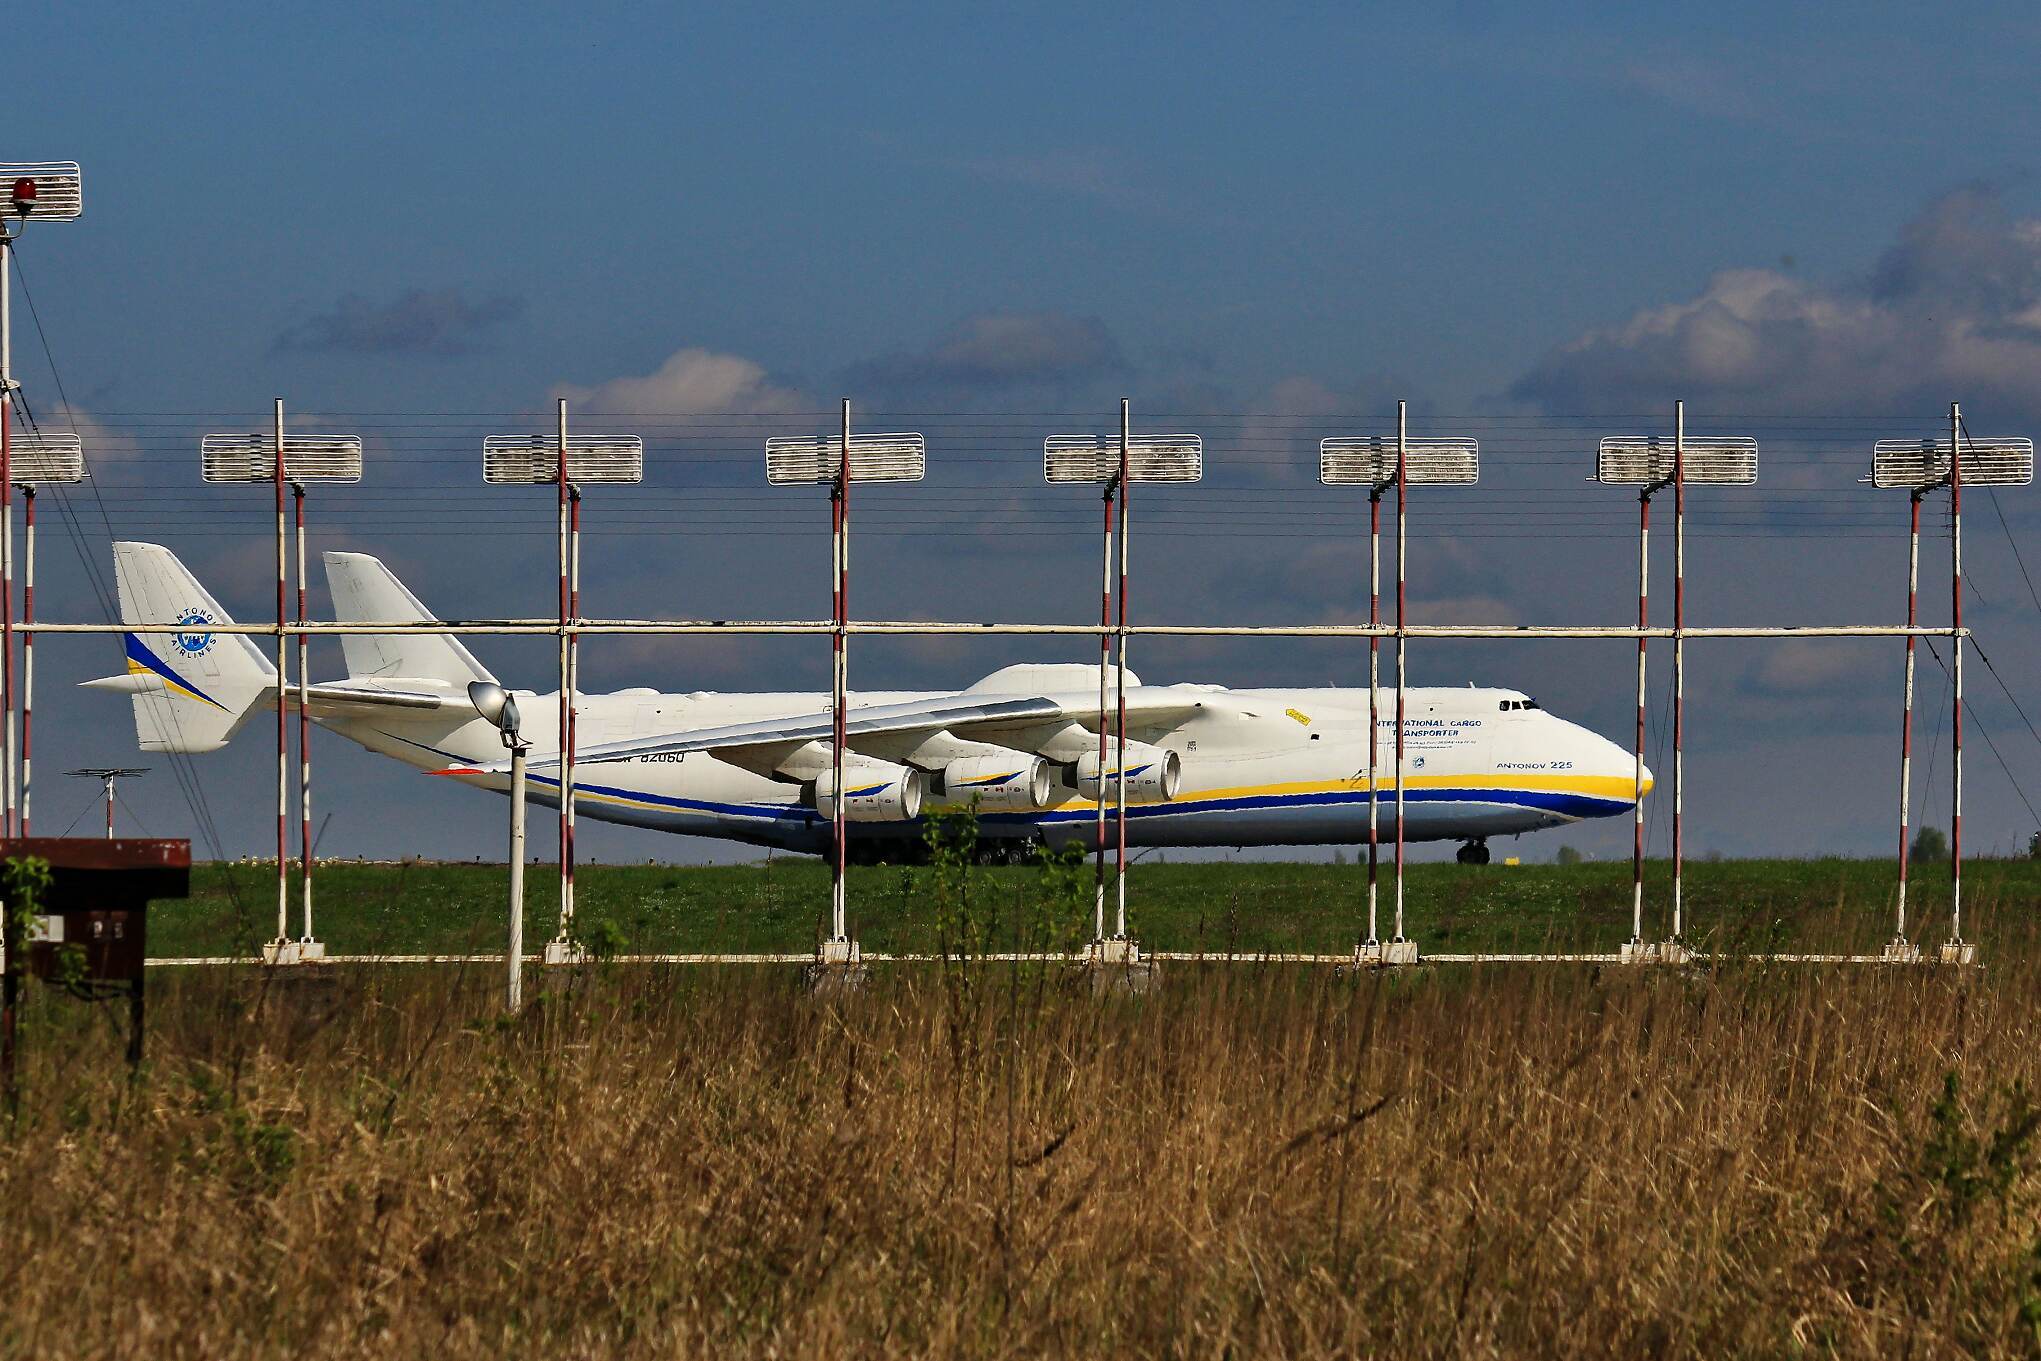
464,686,1227,777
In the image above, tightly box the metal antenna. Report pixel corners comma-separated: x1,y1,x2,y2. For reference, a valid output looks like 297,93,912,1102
67,767,148,839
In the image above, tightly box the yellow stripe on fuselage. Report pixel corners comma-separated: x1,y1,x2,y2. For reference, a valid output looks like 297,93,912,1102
555,770,1652,820
1047,770,1651,813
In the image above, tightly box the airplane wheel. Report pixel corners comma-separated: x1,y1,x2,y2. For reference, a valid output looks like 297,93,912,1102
1456,840,1491,866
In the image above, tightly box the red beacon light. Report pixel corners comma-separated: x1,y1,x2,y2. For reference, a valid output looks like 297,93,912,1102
9,178,35,215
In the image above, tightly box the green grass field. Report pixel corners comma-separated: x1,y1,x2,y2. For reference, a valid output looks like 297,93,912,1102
150,853,2041,960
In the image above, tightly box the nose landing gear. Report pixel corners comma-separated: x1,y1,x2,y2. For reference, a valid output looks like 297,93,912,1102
1455,839,1491,866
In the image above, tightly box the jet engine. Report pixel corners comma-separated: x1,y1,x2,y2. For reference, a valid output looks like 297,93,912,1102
812,758,926,821
934,754,1053,812
1073,742,1182,802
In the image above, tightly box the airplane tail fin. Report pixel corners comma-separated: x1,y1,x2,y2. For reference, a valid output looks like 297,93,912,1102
323,551,495,687
85,542,278,754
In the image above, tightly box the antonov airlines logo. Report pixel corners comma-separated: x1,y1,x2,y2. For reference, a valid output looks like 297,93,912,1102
172,608,218,658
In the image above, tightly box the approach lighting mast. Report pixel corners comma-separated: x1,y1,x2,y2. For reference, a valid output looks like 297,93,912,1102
484,415,644,964
1320,404,1477,965
203,414,363,965
766,405,925,970
1046,406,1201,962
0,162,83,840
1865,413,2030,964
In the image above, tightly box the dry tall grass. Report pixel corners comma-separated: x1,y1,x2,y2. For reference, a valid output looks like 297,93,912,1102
5,947,2040,1357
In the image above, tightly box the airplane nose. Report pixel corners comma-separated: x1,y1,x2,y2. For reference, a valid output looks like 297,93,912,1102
1640,763,1655,798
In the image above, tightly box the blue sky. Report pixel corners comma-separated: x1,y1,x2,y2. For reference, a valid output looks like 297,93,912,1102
6,2,2041,872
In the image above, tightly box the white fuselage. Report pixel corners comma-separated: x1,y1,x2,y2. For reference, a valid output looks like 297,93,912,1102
330,682,1645,854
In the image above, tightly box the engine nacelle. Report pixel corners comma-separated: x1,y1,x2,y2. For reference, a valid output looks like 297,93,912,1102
934,754,1053,812
1072,742,1182,803
812,759,925,822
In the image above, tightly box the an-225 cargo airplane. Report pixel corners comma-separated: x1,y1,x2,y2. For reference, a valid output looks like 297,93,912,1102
86,543,1649,865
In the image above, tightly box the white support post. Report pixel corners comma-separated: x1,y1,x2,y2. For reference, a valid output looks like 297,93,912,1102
268,398,292,963
1948,400,1965,955
832,399,850,947
294,483,319,958
507,740,527,1009
1114,400,1133,940
552,398,574,956
1366,486,1381,947
1393,401,1409,945
1094,479,1114,943
1631,484,1649,949
1,232,13,841
568,484,581,933
18,487,31,836
1671,402,1685,943
1896,489,1921,947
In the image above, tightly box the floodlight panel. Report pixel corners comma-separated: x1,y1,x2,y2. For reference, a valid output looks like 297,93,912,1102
1319,436,1478,486
1596,436,1758,486
1043,434,1204,484
482,434,645,485
201,434,364,484
7,431,85,485
765,434,926,485
1870,437,2034,489
0,162,83,221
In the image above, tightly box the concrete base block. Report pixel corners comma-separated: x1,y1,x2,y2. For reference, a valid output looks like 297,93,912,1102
1344,938,1423,969
1881,939,1924,964
1658,941,1694,966
805,937,867,994
541,938,590,967
1938,940,1979,966
295,939,326,962
1619,939,1659,964
1085,937,1158,994
260,939,302,966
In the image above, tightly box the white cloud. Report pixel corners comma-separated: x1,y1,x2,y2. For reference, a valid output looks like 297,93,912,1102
1512,187,2041,422
554,347,806,416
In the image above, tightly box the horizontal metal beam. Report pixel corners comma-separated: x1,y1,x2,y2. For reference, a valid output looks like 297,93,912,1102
142,949,1970,968
27,619,1969,640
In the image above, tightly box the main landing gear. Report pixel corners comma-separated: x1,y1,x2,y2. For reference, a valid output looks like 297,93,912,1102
1456,839,1491,866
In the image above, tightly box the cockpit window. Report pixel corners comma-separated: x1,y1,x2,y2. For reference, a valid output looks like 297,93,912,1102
1498,698,1543,712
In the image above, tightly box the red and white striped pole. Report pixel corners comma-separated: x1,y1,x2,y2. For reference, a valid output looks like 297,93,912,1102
831,398,850,943
1,232,13,840
1114,398,1131,940
1895,488,1923,941
568,484,581,929
273,398,289,950
1631,483,1650,947
1094,476,1114,942
1393,400,1408,942
1949,401,1964,945
295,482,313,945
19,487,31,836
1366,483,1381,946
103,774,114,840
1670,401,1685,941
555,398,573,944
